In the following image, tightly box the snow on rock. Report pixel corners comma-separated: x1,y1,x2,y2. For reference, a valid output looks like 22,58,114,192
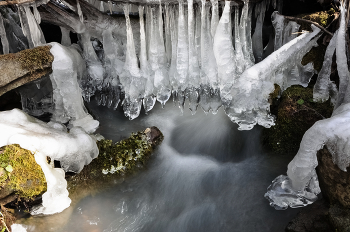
0,108,99,214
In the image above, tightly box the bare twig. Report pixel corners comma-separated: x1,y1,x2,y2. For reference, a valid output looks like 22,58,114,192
277,13,334,37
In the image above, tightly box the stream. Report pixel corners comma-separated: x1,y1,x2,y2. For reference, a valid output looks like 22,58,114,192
20,99,301,232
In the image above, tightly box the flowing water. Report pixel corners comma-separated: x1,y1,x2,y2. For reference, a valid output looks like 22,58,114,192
19,99,301,232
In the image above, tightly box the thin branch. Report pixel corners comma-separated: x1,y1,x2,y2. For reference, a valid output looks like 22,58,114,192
278,13,334,37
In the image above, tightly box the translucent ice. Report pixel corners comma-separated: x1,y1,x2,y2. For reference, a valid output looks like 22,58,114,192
272,11,285,51
210,0,219,39
335,5,350,109
252,0,268,62
313,31,337,103
60,26,71,46
49,42,99,133
213,1,236,103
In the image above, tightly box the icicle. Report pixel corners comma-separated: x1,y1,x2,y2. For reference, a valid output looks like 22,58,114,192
18,6,34,48
79,32,104,99
23,5,45,47
158,1,167,65
77,0,84,23
313,31,337,103
164,3,172,63
195,5,201,68
175,0,189,91
234,6,245,74
188,0,201,114
272,11,285,51
200,0,218,89
252,1,268,62
168,5,178,90
148,6,171,106
32,3,41,24
214,1,236,103
210,0,219,39
239,0,255,68
60,27,71,46
139,6,155,113
100,1,104,12
108,1,113,14
120,4,143,120
0,13,9,54
282,21,300,45
335,5,350,109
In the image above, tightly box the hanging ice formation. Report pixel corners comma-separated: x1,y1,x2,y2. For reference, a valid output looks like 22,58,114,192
5,0,321,130
266,4,350,210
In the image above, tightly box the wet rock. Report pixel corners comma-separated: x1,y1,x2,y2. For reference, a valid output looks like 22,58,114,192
316,148,350,208
329,204,350,232
285,198,333,232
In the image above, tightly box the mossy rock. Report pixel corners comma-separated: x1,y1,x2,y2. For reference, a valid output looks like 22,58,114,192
0,145,47,200
263,85,333,154
67,127,164,198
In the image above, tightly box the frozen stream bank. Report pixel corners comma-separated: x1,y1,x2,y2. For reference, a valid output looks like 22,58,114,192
18,99,302,232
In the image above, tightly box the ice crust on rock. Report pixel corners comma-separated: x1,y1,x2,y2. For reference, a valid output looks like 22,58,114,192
0,109,99,214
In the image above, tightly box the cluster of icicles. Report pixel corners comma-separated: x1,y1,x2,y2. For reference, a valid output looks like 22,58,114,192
80,0,274,123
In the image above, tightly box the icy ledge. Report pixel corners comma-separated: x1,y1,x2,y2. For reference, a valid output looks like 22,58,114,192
265,103,350,210
0,109,99,215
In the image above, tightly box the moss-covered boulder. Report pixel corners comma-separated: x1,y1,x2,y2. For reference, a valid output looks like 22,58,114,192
263,85,333,154
67,126,164,199
0,145,47,200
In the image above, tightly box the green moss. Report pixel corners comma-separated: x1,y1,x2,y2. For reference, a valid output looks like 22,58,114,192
0,145,47,199
263,85,333,154
95,132,154,175
67,129,164,195
296,11,333,31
